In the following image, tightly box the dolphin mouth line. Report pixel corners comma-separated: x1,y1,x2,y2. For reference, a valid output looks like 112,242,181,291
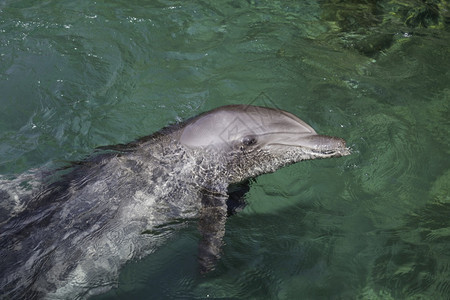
305,145,352,156
267,143,350,154
320,147,352,156
320,149,338,155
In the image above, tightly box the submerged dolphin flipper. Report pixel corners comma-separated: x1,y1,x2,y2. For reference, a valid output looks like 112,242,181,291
197,190,228,273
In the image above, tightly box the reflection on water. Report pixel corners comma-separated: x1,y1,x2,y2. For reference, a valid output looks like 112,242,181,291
372,202,450,298
0,0,449,299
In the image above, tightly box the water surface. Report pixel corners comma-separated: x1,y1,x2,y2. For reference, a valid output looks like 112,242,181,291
1,0,449,299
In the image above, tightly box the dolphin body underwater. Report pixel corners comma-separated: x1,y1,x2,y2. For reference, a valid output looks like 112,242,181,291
0,105,350,299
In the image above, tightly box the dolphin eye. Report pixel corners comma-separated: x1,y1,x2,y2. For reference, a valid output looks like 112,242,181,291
242,136,257,146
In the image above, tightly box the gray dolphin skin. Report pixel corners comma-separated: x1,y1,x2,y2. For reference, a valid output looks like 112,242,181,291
0,105,350,299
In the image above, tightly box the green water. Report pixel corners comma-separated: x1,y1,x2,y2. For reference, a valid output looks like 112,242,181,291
1,0,449,299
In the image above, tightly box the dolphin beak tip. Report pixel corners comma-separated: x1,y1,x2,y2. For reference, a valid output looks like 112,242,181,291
336,138,351,157
341,147,352,156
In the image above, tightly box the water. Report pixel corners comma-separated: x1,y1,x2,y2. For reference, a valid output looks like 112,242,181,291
1,0,449,299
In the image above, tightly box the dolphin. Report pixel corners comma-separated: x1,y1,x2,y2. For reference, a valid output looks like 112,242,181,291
0,105,350,299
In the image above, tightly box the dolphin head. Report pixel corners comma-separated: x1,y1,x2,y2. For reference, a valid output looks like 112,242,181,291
177,105,350,182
